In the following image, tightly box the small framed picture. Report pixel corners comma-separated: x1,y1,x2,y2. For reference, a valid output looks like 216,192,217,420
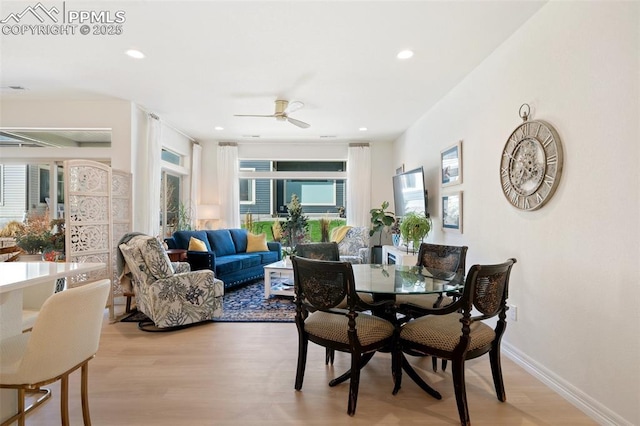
442,191,463,233
441,140,462,187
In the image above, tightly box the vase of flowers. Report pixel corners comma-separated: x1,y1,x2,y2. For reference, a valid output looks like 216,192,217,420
281,194,308,252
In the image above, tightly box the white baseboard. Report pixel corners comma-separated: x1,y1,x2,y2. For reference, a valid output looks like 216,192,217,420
502,342,631,426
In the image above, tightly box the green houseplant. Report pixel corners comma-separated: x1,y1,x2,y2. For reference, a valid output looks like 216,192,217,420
399,211,432,253
281,193,309,253
14,210,54,255
369,201,395,263
369,201,395,245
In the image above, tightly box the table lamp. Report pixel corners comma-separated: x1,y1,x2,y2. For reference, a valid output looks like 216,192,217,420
197,204,220,230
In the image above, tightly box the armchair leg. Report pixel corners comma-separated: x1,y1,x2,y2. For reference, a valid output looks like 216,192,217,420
451,360,471,426
18,388,25,426
1,388,52,426
489,346,506,402
325,348,335,365
391,348,402,395
347,352,362,416
294,337,308,390
81,362,92,425
61,374,70,426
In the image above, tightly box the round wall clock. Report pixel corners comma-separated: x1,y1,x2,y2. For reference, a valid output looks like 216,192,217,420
500,104,563,211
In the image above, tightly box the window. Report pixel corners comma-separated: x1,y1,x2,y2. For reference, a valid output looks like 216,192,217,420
239,168,255,205
38,166,64,204
286,180,336,206
0,165,4,206
160,172,182,237
161,148,182,166
238,160,346,217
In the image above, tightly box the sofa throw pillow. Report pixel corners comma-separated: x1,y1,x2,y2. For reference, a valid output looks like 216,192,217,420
330,225,352,243
246,233,269,253
173,230,211,251
140,237,175,280
188,237,208,252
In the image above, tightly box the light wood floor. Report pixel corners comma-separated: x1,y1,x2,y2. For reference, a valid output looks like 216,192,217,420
23,314,597,426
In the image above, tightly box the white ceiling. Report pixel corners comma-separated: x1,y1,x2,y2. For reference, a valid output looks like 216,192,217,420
0,1,546,144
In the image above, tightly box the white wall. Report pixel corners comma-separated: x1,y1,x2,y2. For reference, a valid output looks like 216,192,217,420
393,2,639,425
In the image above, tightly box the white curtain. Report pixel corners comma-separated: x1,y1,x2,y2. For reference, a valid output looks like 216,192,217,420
346,144,371,227
190,143,202,223
217,143,240,229
135,114,162,236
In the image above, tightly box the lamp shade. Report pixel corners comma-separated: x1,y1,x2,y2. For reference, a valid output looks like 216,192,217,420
197,204,220,220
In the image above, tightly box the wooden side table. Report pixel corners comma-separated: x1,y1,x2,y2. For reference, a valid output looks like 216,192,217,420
166,249,187,262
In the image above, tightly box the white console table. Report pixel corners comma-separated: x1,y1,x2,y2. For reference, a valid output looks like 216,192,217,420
381,245,418,266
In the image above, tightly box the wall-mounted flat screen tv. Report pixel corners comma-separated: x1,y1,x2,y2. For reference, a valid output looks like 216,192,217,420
393,167,428,218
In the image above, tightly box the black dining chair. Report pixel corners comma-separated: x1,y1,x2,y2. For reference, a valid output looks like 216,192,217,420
291,256,398,416
396,258,516,426
294,243,341,365
397,243,468,371
295,242,340,261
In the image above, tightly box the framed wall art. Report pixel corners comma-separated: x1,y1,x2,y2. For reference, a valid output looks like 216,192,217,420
442,191,463,233
441,140,462,187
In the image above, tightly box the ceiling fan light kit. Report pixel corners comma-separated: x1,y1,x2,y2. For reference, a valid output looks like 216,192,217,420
235,99,310,129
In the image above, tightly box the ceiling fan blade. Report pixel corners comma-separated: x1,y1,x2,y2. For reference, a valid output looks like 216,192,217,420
284,101,304,114
287,117,310,129
234,114,276,118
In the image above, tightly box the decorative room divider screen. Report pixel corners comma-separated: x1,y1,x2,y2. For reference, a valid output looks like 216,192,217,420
63,160,132,321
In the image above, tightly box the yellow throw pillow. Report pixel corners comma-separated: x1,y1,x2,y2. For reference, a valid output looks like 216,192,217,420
330,225,352,243
246,232,269,253
188,237,207,251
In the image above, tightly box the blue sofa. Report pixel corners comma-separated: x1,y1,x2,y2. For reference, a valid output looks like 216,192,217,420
165,229,281,290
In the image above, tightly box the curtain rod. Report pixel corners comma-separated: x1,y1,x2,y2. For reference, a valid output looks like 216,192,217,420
138,106,195,142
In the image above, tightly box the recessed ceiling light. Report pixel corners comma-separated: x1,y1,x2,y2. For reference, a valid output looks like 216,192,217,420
359,127,368,131
214,126,224,131
125,49,145,59
397,50,414,59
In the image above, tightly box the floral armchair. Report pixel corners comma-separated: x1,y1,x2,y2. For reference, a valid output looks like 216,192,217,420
336,226,370,264
118,234,224,329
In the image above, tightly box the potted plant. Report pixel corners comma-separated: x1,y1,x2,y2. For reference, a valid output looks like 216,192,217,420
369,201,395,263
399,211,432,253
281,193,308,253
14,210,54,258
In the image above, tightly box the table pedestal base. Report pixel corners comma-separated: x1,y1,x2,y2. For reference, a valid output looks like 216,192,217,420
328,352,442,400
392,356,442,399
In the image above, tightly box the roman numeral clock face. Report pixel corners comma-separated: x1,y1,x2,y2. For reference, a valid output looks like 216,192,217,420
500,120,563,211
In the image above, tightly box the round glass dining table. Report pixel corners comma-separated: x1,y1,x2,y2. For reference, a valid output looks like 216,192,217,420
335,263,464,400
352,263,463,297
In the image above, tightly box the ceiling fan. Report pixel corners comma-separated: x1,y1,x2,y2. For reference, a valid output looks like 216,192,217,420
234,99,310,129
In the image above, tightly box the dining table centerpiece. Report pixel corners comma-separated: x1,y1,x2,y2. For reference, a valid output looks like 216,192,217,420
399,211,432,253
281,193,309,253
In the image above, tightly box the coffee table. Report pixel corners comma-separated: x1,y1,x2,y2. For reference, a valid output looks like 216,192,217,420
263,260,294,298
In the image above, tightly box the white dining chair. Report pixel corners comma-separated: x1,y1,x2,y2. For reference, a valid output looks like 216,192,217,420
0,279,110,426
21,279,58,332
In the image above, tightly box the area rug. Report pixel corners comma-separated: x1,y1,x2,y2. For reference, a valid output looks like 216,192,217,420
121,279,295,324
